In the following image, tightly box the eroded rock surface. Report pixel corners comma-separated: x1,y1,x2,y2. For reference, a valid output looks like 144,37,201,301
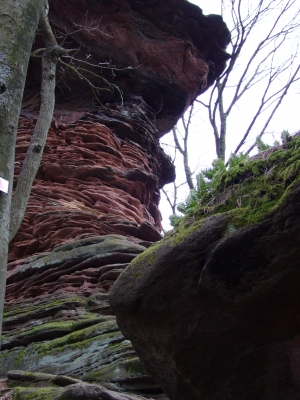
111,137,300,400
10,0,230,260
7,235,145,304
3,236,161,396
28,0,230,135
2,1,230,399
7,370,153,400
9,100,171,261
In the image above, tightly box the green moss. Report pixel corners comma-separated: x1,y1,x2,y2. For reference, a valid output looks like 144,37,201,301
34,320,115,353
170,135,300,233
13,386,63,400
2,321,73,342
15,348,26,368
128,240,162,275
279,159,300,181
124,357,146,375
84,356,146,383
2,314,109,352
222,222,237,238
3,296,85,321
268,149,288,163
0,318,120,376
285,135,300,150
168,218,204,246
8,379,55,391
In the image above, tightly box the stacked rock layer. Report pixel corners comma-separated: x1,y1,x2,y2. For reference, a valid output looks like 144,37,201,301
1,1,230,399
9,99,173,263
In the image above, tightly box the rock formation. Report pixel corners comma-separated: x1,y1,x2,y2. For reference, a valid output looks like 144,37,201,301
1,1,230,399
111,136,300,400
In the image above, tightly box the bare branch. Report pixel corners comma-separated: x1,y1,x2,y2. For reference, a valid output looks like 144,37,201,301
58,58,123,104
244,63,300,154
162,187,177,215
164,0,300,225
198,0,300,160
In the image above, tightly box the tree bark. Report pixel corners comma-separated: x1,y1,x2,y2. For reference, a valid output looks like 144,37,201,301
9,12,66,241
0,0,45,346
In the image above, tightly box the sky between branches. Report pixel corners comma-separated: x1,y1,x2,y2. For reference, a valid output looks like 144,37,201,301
159,0,300,231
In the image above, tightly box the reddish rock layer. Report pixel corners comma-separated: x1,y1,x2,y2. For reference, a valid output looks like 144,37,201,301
7,235,146,303
8,0,230,301
2,2,230,399
25,0,230,135
9,98,173,261
10,0,230,262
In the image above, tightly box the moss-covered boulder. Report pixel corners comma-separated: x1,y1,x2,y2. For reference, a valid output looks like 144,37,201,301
110,136,300,400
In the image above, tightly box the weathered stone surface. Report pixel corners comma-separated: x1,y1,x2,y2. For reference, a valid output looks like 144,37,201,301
9,104,170,261
110,138,300,400
2,1,231,399
1,293,159,395
7,235,145,301
2,235,165,397
27,0,230,135
9,0,230,261
7,370,153,400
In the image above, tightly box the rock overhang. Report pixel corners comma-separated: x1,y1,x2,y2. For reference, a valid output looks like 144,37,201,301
26,0,230,136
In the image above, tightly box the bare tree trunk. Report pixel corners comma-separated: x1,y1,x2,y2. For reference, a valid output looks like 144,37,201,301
172,105,195,190
200,0,300,161
0,0,45,346
218,83,227,161
9,12,66,241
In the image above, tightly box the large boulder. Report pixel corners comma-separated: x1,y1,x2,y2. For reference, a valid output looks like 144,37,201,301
110,137,300,399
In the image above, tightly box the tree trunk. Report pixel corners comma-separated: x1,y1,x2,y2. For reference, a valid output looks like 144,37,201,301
0,0,45,346
217,82,227,161
9,12,66,241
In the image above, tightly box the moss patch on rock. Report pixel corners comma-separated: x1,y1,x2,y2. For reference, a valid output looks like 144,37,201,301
172,135,300,234
13,386,64,400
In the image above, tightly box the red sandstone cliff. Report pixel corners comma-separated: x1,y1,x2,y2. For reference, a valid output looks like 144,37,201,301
9,0,230,262
1,2,230,399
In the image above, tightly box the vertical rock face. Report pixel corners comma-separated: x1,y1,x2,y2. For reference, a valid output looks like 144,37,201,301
1,1,230,399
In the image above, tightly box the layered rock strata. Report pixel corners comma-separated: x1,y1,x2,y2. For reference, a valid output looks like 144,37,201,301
3,236,166,398
1,1,230,399
9,99,173,262
7,370,157,400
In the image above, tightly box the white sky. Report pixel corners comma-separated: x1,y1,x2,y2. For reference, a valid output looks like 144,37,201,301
159,0,300,231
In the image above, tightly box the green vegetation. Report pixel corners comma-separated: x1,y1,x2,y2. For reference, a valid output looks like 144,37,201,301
83,356,146,383
13,386,63,400
0,313,118,376
3,296,85,321
170,133,300,229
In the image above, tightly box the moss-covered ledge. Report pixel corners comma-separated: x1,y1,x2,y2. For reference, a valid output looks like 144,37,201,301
174,134,300,229
118,134,300,295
